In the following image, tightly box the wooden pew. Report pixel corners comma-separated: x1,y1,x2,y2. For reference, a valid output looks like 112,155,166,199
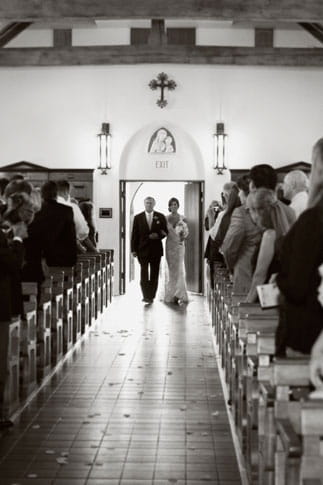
73,262,83,342
299,400,323,483
205,265,322,485
258,358,310,485
77,256,96,327
2,316,21,418
105,249,114,303
21,283,38,398
273,398,323,485
76,259,90,333
35,278,52,380
48,268,73,354
99,250,108,311
231,312,278,447
41,275,62,366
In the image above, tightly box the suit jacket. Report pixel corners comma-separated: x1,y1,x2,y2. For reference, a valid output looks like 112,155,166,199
222,206,262,293
277,199,296,226
0,230,24,321
276,198,323,354
131,211,168,261
23,200,77,282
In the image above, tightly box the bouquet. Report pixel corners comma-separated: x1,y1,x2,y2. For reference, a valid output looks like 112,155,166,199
175,220,189,242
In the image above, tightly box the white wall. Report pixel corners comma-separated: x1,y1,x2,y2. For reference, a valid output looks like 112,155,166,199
0,63,322,292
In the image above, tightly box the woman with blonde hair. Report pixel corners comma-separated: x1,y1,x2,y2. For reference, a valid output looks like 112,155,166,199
246,188,292,302
276,137,323,356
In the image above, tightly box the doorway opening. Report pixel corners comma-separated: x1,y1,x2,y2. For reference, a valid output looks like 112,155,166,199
119,180,204,296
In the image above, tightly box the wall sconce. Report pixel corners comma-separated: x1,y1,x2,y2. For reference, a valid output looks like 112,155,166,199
213,122,227,174
97,122,111,174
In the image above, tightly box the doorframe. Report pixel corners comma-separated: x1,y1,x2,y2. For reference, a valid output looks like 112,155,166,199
119,179,205,295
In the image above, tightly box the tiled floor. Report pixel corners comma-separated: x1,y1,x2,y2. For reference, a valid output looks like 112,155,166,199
0,285,242,484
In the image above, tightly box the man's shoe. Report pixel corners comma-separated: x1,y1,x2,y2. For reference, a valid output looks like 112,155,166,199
142,298,152,303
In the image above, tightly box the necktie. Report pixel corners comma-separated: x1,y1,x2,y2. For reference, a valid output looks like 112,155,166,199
148,213,152,229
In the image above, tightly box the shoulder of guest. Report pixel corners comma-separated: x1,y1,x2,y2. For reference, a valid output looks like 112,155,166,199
59,203,73,216
232,206,244,217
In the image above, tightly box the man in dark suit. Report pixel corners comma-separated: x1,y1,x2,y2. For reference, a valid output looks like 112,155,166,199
23,181,77,282
249,164,296,226
0,222,26,427
131,197,168,303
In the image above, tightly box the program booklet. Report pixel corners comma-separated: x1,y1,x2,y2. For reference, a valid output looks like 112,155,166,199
257,283,280,309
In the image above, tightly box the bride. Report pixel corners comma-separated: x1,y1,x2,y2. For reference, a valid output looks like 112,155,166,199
163,197,189,304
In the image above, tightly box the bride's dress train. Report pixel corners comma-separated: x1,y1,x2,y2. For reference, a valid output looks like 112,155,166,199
161,216,189,303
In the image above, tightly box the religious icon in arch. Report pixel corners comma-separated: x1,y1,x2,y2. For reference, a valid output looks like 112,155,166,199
148,127,176,154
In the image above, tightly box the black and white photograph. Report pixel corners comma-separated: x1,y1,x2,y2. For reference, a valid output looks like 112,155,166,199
0,2,323,484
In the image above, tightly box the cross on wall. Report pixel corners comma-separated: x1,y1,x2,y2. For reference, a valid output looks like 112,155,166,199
149,72,177,108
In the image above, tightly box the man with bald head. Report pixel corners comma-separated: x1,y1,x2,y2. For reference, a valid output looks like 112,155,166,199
283,169,309,219
131,197,168,304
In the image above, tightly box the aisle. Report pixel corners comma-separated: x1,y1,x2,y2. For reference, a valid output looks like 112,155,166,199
0,285,242,484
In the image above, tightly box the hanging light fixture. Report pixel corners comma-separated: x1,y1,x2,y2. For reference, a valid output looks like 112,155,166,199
97,122,111,174
213,122,227,174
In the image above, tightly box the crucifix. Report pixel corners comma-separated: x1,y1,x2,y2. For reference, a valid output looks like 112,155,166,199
148,72,177,108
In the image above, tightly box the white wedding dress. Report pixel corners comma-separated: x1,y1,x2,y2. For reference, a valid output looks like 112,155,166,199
162,216,189,303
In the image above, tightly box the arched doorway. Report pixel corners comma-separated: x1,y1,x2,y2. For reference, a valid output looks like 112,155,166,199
119,123,205,295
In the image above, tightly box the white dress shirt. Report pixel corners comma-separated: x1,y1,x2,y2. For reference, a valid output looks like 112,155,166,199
290,191,308,219
57,196,89,241
145,211,153,229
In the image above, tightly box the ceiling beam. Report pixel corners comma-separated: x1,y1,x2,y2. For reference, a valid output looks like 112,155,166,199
299,22,323,43
0,22,32,47
148,19,167,46
0,45,322,66
0,1,323,22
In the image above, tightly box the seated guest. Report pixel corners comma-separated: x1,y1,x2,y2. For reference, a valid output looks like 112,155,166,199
282,169,309,218
204,200,222,287
276,182,290,205
0,177,9,220
4,179,33,198
56,180,97,253
212,183,241,250
79,200,98,249
56,180,89,244
30,187,42,213
276,138,323,356
0,206,29,427
0,220,27,321
222,175,262,294
204,200,222,232
0,177,9,202
207,183,236,287
246,188,292,302
23,181,77,282
210,182,240,242
4,192,36,227
9,173,25,181
249,163,296,226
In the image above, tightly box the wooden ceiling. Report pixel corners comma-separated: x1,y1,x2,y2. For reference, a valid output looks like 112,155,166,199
0,1,322,67
1,1,323,22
